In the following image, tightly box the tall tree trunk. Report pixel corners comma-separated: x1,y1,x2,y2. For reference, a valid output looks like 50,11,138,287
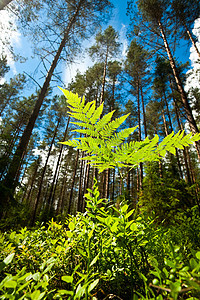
170,80,192,184
158,20,200,161
22,158,40,203
31,117,60,225
68,149,79,214
136,80,143,189
99,47,108,105
77,152,84,212
182,20,200,60
47,117,70,212
163,92,183,179
82,163,90,212
140,85,147,138
163,90,173,132
162,108,168,136
0,0,84,209
126,171,130,200
56,158,70,215
111,168,115,202
104,168,110,199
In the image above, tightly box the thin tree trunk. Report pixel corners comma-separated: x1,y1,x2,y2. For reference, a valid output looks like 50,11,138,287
47,117,70,211
136,80,143,189
1,0,84,207
68,149,79,215
170,80,192,184
77,152,84,212
82,163,90,212
56,158,70,215
164,95,183,180
105,168,110,199
136,167,140,194
31,117,60,225
99,47,108,105
163,90,173,132
162,108,168,136
23,158,40,204
140,85,147,138
111,168,115,202
158,20,200,161
183,20,200,59
126,171,130,200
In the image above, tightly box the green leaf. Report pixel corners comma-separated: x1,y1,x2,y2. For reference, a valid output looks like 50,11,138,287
89,254,99,267
88,279,99,293
121,204,128,213
30,290,41,300
32,272,40,281
130,223,137,232
4,253,15,265
62,276,73,283
57,290,73,296
190,258,198,269
169,281,181,293
66,231,73,238
69,221,75,231
164,259,176,268
4,280,17,289
75,284,85,299
196,251,200,260
125,209,135,219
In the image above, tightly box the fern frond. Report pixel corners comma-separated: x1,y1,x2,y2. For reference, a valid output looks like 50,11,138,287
72,128,100,137
100,114,131,138
95,111,115,132
107,126,138,147
90,103,104,124
70,122,94,130
59,89,200,175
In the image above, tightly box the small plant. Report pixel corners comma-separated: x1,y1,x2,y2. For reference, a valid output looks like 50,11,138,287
59,88,200,182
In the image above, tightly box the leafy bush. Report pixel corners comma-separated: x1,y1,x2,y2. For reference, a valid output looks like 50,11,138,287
0,181,200,299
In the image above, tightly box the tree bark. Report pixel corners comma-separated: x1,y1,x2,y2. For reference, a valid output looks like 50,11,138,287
136,80,143,189
68,149,79,214
23,158,40,204
182,20,200,60
31,117,60,225
140,85,147,138
99,47,108,105
158,20,200,161
47,117,70,211
77,152,84,212
82,163,90,212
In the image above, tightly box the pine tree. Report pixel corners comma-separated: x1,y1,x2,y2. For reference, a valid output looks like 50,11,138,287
88,26,121,105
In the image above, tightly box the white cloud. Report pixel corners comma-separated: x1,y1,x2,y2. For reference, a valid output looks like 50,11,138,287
0,9,21,74
63,53,93,86
185,18,200,92
119,23,128,58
